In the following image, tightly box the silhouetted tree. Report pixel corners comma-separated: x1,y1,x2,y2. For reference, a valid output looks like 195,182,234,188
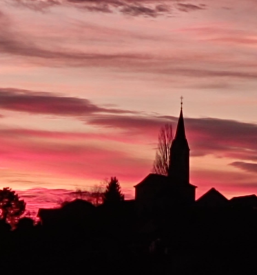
89,183,104,206
152,124,173,176
72,188,89,200
58,185,104,207
103,177,124,205
0,188,26,225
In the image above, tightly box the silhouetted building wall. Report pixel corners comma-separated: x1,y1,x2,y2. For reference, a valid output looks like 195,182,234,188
135,174,169,216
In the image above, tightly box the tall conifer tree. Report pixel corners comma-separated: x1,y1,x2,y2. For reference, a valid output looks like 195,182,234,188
103,177,124,204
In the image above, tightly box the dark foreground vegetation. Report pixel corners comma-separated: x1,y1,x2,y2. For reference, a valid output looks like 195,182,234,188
1,199,257,275
1,175,257,274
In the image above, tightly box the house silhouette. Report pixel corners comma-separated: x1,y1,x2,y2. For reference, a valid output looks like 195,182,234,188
197,188,229,208
230,194,257,209
38,199,95,226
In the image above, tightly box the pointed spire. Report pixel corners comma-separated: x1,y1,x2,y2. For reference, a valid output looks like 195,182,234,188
175,99,186,140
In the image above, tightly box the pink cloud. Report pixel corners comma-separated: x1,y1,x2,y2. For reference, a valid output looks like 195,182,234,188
0,88,134,116
0,112,256,188
18,188,73,217
1,113,256,178
0,126,151,184
0,12,156,67
177,3,205,12
88,114,257,161
1,9,256,85
10,0,176,17
230,162,257,174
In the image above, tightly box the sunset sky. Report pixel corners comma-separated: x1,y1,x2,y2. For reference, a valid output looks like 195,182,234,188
1,0,257,215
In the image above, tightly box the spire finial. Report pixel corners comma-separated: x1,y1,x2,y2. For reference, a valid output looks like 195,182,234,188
180,96,183,109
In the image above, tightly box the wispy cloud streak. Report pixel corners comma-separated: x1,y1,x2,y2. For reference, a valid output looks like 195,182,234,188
9,0,186,16
88,114,257,163
0,88,134,116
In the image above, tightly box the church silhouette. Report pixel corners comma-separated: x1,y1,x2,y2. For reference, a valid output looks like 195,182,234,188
135,105,196,216
134,104,257,216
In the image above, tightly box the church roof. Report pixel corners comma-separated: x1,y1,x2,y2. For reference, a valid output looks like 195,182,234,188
134,173,168,188
134,173,196,188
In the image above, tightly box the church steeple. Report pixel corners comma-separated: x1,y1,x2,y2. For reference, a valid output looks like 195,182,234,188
168,101,190,184
175,108,187,140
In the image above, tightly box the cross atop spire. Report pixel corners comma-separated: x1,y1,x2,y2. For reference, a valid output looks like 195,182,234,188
180,96,183,110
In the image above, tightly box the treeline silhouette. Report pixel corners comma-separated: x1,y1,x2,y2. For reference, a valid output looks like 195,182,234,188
1,182,257,274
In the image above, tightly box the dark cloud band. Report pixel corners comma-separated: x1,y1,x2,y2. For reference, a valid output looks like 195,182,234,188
8,0,204,16
0,88,134,116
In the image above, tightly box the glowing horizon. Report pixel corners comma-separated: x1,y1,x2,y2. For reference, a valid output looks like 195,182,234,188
1,0,257,214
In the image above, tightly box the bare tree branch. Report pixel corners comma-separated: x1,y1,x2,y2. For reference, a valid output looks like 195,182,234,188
152,124,173,176
89,183,105,206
